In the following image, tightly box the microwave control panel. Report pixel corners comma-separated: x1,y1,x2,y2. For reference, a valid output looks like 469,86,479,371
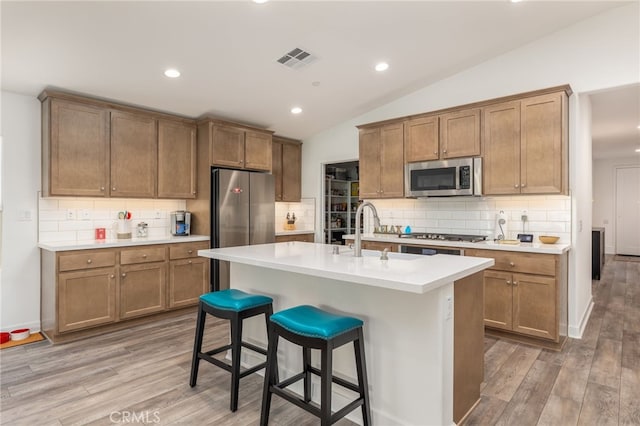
460,165,471,189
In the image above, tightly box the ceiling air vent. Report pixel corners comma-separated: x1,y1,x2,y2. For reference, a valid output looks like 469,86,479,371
276,47,316,69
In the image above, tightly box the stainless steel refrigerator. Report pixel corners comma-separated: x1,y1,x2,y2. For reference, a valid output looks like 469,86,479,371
210,168,275,291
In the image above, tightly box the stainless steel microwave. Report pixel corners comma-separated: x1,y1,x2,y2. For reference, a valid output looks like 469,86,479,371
405,157,482,197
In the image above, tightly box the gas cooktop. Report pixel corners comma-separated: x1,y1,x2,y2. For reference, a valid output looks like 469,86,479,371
399,233,488,243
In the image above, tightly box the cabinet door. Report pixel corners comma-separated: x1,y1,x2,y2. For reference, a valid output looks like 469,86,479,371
513,273,557,340
358,127,382,198
169,258,209,308
58,267,116,332
521,93,564,194
211,125,245,168
158,120,197,199
404,116,438,162
281,142,301,201
110,111,157,198
119,262,167,319
272,141,283,201
482,101,521,195
439,108,480,159
380,122,405,198
245,131,272,171
361,240,398,252
47,99,109,197
483,270,513,331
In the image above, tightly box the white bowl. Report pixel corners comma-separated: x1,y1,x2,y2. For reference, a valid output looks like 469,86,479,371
10,328,30,341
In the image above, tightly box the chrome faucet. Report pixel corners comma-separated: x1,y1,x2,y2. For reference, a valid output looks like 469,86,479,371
354,201,381,257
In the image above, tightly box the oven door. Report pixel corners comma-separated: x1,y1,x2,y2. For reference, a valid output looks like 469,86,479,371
400,245,464,256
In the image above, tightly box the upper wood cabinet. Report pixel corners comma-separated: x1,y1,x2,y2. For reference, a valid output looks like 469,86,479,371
272,136,302,202
206,120,273,172
483,91,568,195
404,109,479,163
358,122,404,199
439,108,481,159
158,119,197,199
42,98,110,197
110,111,157,198
40,90,198,199
404,115,439,162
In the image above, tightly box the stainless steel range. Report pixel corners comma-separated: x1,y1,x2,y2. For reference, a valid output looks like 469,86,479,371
399,233,488,243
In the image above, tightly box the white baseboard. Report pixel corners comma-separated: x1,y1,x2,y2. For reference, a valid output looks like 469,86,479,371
569,298,594,338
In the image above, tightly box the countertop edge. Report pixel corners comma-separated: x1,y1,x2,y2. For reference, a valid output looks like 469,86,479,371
275,230,315,236
39,235,210,252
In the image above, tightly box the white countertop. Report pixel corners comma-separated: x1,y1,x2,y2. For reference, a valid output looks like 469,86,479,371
275,229,315,236
198,242,494,294
38,234,209,252
343,233,571,254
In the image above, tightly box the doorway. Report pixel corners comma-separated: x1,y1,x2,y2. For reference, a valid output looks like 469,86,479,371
615,166,640,255
323,161,360,244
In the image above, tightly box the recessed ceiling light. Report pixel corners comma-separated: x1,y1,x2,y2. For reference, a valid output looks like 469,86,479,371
253,0,268,3
637,125,640,129
291,107,302,115
635,148,640,153
375,62,389,72
510,0,523,3
164,69,180,78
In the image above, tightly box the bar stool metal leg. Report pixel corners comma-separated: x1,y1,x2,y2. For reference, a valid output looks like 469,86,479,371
320,342,333,426
230,311,242,412
355,328,371,426
303,346,312,402
260,323,279,426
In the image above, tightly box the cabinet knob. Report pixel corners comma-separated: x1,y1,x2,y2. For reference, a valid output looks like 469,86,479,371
443,149,447,154
506,280,511,285
192,191,196,194
112,187,117,191
514,184,519,188
433,151,438,155
100,187,105,191
521,183,526,188
121,273,127,278
142,254,147,258
239,160,244,164
509,262,515,267
513,281,518,286
110,274,115,279
87,259,92,264
188,260,192,264
188,250,193,254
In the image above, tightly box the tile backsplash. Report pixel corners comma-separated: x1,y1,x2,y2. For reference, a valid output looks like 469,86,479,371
366,195,571,243
38,197,186,242
275,198,315,232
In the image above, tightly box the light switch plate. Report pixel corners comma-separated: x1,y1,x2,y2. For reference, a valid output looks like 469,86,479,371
66,209,76,220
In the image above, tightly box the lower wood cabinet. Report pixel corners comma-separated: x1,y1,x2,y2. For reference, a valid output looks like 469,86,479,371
119,262,167,319
466,249,567,344
275,233,315,243
41,241,209,343
58,267,117,332
361,240,398,252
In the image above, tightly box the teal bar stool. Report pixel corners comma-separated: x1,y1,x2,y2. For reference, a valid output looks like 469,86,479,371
190,289,273,412
260,305,371,426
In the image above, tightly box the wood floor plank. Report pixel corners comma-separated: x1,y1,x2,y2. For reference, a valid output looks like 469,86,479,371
493,359,560,426
481,345,541,402
461,395,508,425
481,340,518,390
549,364,590,403
577,382,619,426
620,366,640,425
588,337,622,389
536,394,581,426
621,330,640,370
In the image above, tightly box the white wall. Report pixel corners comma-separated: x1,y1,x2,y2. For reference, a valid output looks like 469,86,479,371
593,156,640,253
1,92,41,332
302,3,639,338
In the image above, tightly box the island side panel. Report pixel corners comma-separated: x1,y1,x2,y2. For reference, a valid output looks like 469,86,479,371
231,262,454,426
453,271,484,423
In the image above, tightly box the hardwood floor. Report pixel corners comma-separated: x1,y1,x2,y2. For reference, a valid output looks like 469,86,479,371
1,255,637,425
466,255,640,426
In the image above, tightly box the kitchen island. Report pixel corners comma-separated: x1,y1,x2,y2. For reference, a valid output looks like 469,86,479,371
199,242,494,425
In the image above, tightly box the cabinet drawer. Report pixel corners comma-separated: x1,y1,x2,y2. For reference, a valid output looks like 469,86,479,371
480,250,556,276
59,250,116,272
120,246,166,265
169,242,209,260
275,234,315,243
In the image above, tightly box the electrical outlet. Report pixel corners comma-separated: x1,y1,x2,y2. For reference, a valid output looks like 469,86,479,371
18,210,33,221
154,209,162,219
66,209,76,220
521,214,528,222
80,209,91,220
445,296,452,320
